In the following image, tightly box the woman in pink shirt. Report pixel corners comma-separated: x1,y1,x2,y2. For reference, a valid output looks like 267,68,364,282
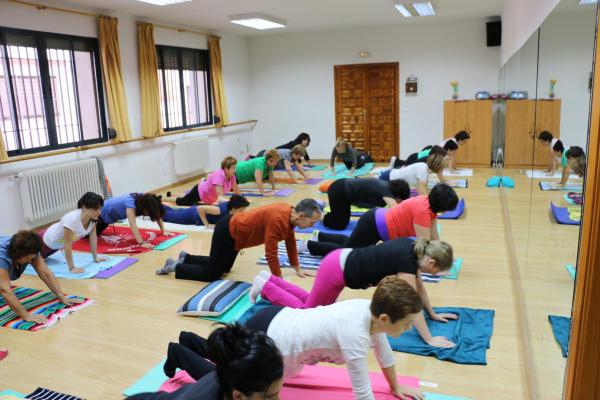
174,157,240,206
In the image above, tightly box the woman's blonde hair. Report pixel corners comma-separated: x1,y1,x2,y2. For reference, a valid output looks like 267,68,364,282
570,156,586,178
426,154,445,173
264,149,281,162
335,138,348,152
413,238,453,272
221,156,237,170
291,145,307,157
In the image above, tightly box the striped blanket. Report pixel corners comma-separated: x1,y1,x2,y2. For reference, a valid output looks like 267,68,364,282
0,287,93,331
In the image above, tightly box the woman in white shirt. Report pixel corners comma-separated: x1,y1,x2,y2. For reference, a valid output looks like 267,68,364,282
378,154,446,195
40,192,105,274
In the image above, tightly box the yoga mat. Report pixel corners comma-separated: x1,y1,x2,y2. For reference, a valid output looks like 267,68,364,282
429,179,468,189
304,178,324,185
295,219,358,235
438,198,465,220
23,252,131,279
551,203,580,225
200,292,256,324
422,258,463,281
323,205,370,217
235,188,296,197
0,349,7,361
565,264,576,280
388,307,494,365
441,168,473,177
0,287,94,331
123,359,168,397
548,315,571,357
25,388,82,400
94,257,139,279
539,181,583,191
275,164,327,171
71,226,186,254
154,234,189,250
563,192,583,206
525,169,579,179
322,163,375,179
0,391,25,399
258,242,325,270
424,394,471,400
120,217,214,234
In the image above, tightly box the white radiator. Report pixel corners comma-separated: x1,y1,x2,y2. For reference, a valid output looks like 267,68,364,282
18,159,102,226
172,136,210,176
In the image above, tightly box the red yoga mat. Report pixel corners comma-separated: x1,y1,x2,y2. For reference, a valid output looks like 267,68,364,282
72,226,180,254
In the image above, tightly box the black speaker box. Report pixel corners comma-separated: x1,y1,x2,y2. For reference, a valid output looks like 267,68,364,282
487,21,501,47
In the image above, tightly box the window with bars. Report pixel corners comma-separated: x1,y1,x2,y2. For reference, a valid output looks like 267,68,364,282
156,45,212,131
0,27,108,156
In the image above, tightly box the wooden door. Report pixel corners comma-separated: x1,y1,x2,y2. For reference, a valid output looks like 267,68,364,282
505,100,536,167
467,100,493,166
534,99,561,166
444,101,469,163
334,63,399,162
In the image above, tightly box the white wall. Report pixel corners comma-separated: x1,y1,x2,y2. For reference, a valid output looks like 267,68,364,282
0,1,252,233
248,18,500,159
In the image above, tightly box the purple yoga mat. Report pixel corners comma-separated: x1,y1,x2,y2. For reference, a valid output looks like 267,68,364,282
274,188,295,197
304,178,323,185
94,258,139,279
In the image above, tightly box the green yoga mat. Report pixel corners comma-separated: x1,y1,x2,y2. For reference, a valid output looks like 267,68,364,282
322,163,375,179
565,264,576,280
123,359,168,397
201,293,257,324
307,165,327,171
424,392,471,400
0,390,26,398
154,234,188,251
443,258,463,280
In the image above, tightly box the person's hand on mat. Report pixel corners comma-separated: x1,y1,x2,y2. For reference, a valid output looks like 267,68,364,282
140,242,155,249
68,266,85,274
294,267,315,278
24,313,48,324
59,296,84,306
431,312,458,323
162,232,176,237
426,336,456,348
392,384,424,400
94,256,108,263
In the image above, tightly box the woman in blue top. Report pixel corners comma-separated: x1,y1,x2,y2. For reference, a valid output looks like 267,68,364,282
162,195,249,228
0,230,82,325
98,193,167,249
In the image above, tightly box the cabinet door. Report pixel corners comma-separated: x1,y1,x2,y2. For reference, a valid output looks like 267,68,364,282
505,100,536,167
467,100,493,166
335,66,368,151
366,64,399,162
534,99,561,166
444,101,469,163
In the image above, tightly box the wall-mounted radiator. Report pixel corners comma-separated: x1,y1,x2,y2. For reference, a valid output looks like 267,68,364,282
18,158,102,226
172,136,210,177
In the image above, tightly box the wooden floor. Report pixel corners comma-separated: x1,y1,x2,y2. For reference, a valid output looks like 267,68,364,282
1,166,578,399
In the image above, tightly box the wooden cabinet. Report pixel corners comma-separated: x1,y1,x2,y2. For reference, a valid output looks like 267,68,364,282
504,99,561,167
443,100,493,166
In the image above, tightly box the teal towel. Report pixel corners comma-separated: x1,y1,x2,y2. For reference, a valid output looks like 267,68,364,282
548,315,571,357
486,176,501,187
565,264,576,280
0,390,26,398
501,176,515,188
154,234,188,250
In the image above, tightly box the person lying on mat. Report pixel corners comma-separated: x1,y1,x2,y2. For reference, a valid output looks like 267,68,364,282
0,230,83,324
128,324,284,400
553,146,586,189
99,192,170,249
389,145,446,169
537,131,564,176
173,156,240,206
437,130,470,172
378,154,446,195
165,276,425,400
323,178,410,230
303,184,458,257
277,131,312,165
156,199,321,281
236,150,280,196
330,138,373,176
275,145,310,183
163,195,250,229
252,238,457,349
38,192,105,274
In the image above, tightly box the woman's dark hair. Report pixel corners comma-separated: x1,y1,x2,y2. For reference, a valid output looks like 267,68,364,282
208,324,283,398
454,131,470,142
8,230,42,262
537,131,553,143
227,195,250,212
553,139,565,153
295,132,311,145
389,179,411,200
133,193,165,221
428,145,447,157
566,146,585,159
77,192,104,209
428,183,459,213
443,140,459,151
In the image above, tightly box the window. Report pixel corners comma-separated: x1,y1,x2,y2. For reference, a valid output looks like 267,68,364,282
156,45,212,131
0,27,108,156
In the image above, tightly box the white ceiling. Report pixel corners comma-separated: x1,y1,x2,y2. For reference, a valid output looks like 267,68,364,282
51,0,506,36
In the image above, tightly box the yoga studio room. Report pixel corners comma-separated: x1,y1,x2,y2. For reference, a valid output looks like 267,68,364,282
2,0,600,398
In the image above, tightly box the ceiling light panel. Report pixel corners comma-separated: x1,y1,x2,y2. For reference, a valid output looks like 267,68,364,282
137,0,191,5
229,14,286,30
394,4,413,17
413,2,436,16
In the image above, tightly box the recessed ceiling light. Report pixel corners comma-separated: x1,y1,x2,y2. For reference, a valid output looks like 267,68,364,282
394,4,413,17
229,14,286,30
137,0,191,5
413,2,436,16
578,0,597,5
394,1,436,17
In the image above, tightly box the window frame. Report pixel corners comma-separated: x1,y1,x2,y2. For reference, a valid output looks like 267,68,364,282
0,26,108,157
156,44,213,132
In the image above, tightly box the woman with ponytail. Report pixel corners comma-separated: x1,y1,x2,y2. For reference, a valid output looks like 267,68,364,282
39,192,105,273
251,238,457,349
129,324,283,400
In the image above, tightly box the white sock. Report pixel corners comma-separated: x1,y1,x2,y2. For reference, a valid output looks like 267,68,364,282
249,275,267,304
298,239,309,253
259,270,271,280
389,156,397,169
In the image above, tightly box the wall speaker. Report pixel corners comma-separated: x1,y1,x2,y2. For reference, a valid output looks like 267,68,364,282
486,21,501,47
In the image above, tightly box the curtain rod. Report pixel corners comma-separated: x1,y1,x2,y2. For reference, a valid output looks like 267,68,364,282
142,22,218,38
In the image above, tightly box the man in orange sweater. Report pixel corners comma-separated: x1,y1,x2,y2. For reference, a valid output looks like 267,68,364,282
157,199,322,281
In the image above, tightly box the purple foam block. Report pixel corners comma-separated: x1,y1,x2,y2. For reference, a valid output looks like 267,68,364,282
94,258,139,279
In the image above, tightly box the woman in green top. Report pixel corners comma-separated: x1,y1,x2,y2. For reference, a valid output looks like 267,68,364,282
236,150,281,195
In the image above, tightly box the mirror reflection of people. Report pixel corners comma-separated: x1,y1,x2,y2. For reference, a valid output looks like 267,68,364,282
537,131,564,176
553,146,586,188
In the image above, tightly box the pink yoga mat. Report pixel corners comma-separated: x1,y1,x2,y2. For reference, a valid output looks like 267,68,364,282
94,258,138,279
159,365,419,399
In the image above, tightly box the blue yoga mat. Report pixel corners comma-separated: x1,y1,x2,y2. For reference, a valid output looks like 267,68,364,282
295,219,358,235
322,163,375,179
123,359,168,396
0,390,25,398
565,264,576,280
551,203,580,225
548,315,571,357
388,307,494,365
539,181,582,191
438,199,466,220
154,234,188,250
24,252,131,279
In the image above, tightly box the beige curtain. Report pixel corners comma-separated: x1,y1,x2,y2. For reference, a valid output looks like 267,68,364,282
0,128,8,161
208,36,229,127
138,23,163,137
98,16,132,142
